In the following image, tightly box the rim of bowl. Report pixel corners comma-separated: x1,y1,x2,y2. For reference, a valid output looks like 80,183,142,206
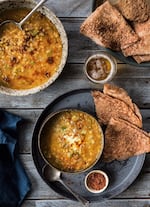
38,109,104,174
85,170,109,193
0,0,68,96
84,52,117,84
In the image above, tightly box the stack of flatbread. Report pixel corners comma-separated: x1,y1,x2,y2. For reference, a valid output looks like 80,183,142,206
123,19,150,63
92,84,150,162
80,0,150,63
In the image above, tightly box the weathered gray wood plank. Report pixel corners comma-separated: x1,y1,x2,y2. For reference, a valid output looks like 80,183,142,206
20,154,150,200
0,79,149,108
0,63,150,109
21,199,150,207
0,1,149,206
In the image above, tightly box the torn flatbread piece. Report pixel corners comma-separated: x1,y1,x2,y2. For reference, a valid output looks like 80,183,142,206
111,0,150,22
123,19,150,56
103,84,142,123
133,55,150,63
123,35,150,56
134,18,150,36
80,1,139,51
103,117,150,162
103,84,134,110
92,90,142,128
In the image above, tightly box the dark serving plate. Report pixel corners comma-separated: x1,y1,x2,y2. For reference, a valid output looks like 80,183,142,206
91,0,150,67
32,89,145,202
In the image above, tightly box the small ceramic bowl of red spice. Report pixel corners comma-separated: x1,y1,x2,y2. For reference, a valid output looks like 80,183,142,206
85,170,109,193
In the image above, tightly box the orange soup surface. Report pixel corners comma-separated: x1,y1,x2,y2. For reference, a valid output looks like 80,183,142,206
0,8,62,89
40,110,103,172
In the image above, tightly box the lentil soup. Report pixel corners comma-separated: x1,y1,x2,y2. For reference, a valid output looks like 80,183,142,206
0,8,62,89
40,110,103,173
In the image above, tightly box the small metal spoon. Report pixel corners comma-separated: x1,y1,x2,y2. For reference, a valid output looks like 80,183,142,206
42,164,90,207
0,0,47,30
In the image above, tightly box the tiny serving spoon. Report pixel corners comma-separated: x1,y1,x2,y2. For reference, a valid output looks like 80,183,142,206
42,164,90,207
0,0,47,30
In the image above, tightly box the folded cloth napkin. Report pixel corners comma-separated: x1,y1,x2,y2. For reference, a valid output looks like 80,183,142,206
0,110,31,207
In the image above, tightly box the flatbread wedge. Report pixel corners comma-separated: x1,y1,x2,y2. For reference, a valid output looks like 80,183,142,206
103,84,135,110
103,117,150,162
133,55,150,63
92,90,142,128
80,1,139,51
123,19,150,57
103,84,142,123
134,18,150,37
123,35,150,56
112,0,150,22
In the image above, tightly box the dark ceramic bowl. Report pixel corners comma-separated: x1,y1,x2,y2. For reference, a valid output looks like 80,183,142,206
38,109,104,173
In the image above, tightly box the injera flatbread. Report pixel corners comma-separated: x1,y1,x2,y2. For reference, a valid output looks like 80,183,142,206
103,84,142,123
133,55,150,63
80,1,139,51
92,90,142,128
103,117,150,162
112,0,150,22
123,19,150,56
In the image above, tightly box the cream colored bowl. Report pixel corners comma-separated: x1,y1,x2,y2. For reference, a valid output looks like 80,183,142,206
0,0,68,96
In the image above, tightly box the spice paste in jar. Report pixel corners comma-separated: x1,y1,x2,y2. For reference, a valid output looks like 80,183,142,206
87,57,111,80
86,172,106,191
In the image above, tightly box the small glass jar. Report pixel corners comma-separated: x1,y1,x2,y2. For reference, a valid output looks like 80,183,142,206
84,52,117,84
85,170,109,193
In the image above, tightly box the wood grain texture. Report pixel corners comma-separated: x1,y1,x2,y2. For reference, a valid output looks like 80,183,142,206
0,0,149,206
22,199,150,207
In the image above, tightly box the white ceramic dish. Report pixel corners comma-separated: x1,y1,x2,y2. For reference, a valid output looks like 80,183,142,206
85,169,109,193
84,52,117,84
0,0,68,96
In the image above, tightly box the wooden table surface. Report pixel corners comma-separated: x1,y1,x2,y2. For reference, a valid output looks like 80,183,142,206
2,0,150,206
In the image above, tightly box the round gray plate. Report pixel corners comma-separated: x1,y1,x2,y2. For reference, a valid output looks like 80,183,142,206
32,89,145,202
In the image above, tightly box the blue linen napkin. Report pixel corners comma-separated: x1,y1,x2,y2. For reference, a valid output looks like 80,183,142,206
0,110,31,207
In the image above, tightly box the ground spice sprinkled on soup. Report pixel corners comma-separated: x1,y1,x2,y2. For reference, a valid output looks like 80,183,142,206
40,110,103,172
0,8,62,89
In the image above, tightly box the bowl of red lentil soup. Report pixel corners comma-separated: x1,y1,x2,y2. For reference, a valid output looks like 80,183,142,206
38,109,104,173
0,0,68,96
85,170,109,193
